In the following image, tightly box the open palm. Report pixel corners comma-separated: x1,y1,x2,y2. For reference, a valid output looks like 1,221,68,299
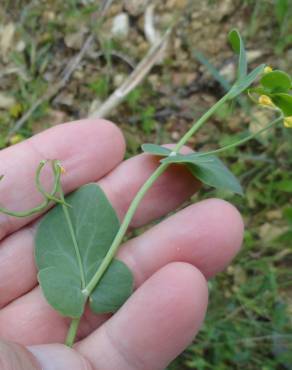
0,119,243,370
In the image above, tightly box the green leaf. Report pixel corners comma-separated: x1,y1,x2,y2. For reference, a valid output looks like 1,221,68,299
89,259,133,314
142,144,242,194
228,29,247,80
228,64,265,99
161,153,243,195
38,267,87,318
261,70,292,93
271,93,292,116
141,143,171,156
35,184,133,318
248,87,269,95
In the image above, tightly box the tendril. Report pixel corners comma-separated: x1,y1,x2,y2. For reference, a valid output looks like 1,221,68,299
0,159,67,218
36,160,71,207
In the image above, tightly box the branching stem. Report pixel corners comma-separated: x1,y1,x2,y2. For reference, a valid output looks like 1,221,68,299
197,115,283,157
83,93,231,296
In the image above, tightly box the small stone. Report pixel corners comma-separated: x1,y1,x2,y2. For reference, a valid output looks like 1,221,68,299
124,0,150,16
113,73,126,88
111,13,130,39
0,23,15,60
73,69,84,80
88,99,103,115
0,93,16,109
15,40,26,52
216,0,236,20
165,0,187,9
220,62,236,82
107,3,123,17
246,50,264,63
171,131,180,140
137,40,149,54
43,11,56,21
64,29,87,50
266,210,282,221
54,92,74,107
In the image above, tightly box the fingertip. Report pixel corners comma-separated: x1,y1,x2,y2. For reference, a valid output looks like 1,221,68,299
197,198,244,277
85,118,126,161
62,118,126,164
30,118,126,166
159,262,209,330
207,198,244,252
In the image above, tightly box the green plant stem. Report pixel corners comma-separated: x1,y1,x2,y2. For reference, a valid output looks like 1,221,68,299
59,188,86,289
65,318,80,347
83,162,169,295
60,184,88,348
197,115,283,157
67,92,279,347
173,93,231,151
83,91,231,297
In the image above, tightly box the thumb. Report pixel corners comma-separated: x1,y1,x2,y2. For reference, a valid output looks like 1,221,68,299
0,340,41,370
0,341,93,370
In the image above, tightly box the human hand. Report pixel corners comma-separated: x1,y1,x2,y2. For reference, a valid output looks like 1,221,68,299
0,119,243,370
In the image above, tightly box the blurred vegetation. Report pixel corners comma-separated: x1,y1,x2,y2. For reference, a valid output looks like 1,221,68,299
0,0,291,369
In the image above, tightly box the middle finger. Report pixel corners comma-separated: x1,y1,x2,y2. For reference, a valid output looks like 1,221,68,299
0,151,198,308
0,198,243,344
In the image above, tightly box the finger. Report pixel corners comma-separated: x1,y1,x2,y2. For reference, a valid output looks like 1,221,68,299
119,198,244,282
0,340,41,370
20,263,208,370
0,118,125,240
0,340,91,370
0,199,242,344
76,263,208,370
0,149,199,307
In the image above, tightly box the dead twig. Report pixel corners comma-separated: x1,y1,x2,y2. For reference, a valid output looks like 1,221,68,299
89,27,171,118
87,50,136,70
98,0,115,18
144,3,161,46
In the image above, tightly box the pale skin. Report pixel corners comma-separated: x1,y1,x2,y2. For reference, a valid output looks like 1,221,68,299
0,119,244,370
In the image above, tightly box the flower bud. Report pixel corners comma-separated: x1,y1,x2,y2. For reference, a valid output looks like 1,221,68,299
258,95,274,107
284,116,292,128
264,66,273,74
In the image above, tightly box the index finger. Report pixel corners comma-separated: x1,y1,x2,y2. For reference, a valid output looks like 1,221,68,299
0,118,125,240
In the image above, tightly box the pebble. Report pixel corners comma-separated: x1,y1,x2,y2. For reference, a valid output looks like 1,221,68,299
111,13,130,39
124,0,150,16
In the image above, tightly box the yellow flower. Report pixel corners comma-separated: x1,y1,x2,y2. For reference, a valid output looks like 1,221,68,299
9,103,22,118
284,116,292,128
9,134,24,145
59,165,66,174
264,66,273,74
258,95,274,107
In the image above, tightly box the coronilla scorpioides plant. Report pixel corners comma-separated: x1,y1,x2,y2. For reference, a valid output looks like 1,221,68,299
0,29,291,347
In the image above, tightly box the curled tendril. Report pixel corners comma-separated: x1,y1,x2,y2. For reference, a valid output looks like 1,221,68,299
36,160,71,207
0,159,68,218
